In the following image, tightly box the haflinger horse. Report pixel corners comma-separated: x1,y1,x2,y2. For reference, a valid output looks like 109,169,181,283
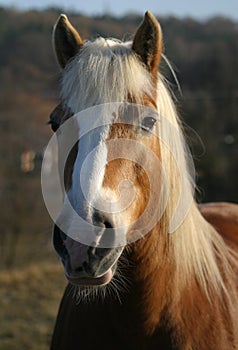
49,11,238,350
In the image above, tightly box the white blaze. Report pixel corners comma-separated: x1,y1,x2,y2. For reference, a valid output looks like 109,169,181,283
70,123,110,217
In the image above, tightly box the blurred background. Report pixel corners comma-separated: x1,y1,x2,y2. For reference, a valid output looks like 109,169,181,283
0,1,237,349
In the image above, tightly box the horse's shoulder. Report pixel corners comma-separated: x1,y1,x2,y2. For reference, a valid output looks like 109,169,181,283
199,202,238,244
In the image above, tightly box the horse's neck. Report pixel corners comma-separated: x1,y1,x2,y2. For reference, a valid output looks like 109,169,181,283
127,217,175,335
127,206,238,348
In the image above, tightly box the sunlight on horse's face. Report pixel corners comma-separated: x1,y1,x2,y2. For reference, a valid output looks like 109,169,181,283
102,113,160,231
51,11,163,286
52,101,161,287
66,104,160,235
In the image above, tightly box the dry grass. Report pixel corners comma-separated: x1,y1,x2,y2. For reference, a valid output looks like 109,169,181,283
0,262,66,350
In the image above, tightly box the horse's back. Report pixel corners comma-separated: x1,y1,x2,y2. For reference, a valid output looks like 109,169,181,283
199,202,238,245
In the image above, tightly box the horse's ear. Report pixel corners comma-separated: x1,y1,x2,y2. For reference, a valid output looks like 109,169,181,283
53,14,83,69
132,11,163,74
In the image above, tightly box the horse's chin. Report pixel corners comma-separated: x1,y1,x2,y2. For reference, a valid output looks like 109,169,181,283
66,268,113,287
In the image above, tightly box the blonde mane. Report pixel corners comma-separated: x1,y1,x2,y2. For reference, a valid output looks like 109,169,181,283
61,37,154,113
61,37,236,300
155,77,236,298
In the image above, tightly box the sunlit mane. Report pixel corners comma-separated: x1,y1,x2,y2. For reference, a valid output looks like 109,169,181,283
61,37,235,300
156,77,235,299
61,38,154,113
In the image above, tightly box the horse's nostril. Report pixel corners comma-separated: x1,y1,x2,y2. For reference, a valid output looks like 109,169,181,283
92,211,115,247
93,211,114,229
104,220,113,229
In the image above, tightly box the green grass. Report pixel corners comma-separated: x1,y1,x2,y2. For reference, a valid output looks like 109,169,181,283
0,262,66,350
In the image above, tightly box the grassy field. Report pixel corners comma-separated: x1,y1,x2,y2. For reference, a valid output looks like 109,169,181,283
0,261,66,350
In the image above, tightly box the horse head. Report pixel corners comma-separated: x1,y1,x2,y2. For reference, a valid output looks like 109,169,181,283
49,12,166,287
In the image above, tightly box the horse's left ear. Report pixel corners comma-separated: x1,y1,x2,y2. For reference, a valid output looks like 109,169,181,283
132,11,163,74
53,14,83,69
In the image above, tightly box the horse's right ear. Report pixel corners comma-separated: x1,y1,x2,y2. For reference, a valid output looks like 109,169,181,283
53,14,83,69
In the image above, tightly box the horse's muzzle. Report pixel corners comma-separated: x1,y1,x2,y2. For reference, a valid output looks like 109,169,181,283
53,224,123,286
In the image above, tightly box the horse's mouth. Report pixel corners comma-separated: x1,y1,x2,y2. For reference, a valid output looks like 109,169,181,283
66,267,114,287
63,250,121,287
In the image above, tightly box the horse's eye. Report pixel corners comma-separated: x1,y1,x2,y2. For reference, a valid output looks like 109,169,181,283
47,119,60,132
141,116,157,131
47,102,70,132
